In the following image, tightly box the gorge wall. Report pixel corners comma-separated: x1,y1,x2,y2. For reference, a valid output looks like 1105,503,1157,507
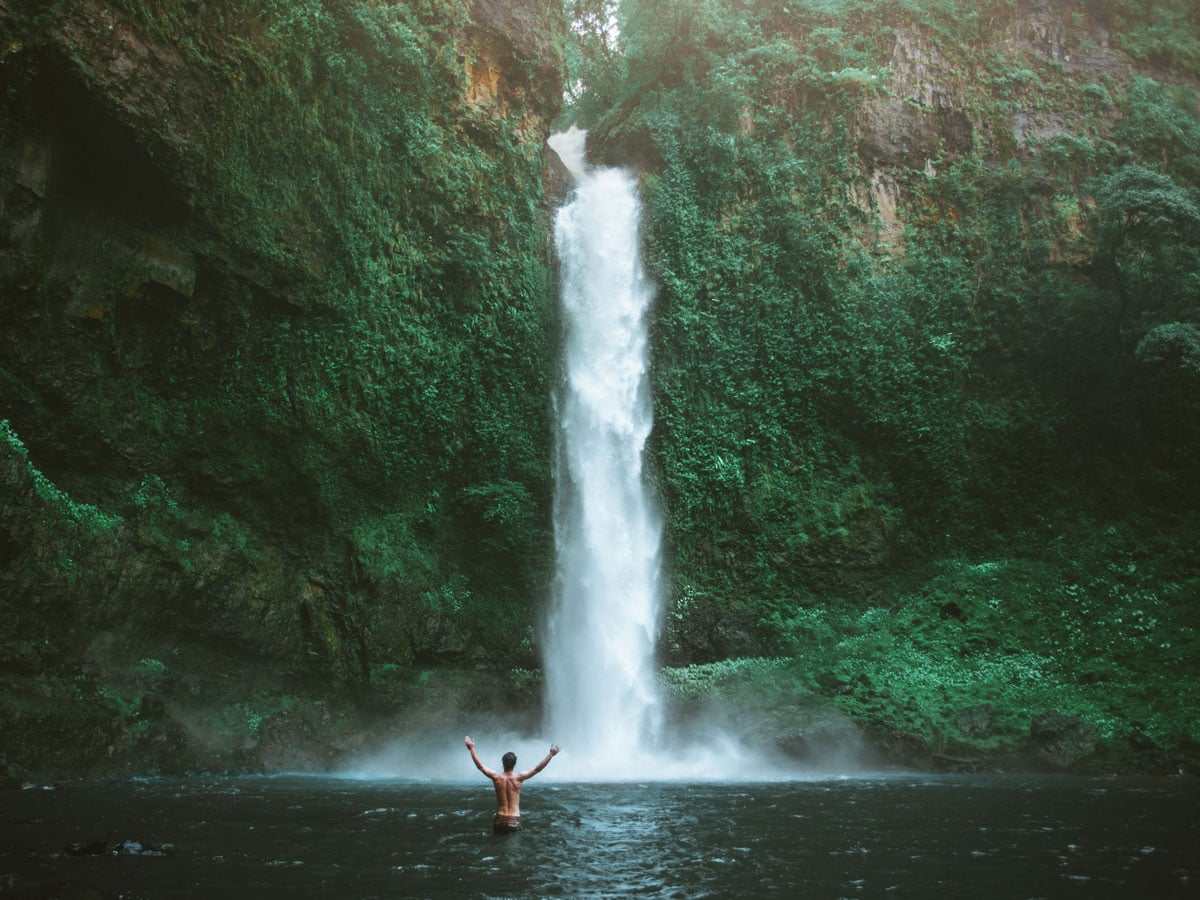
0,0,565,779
583,0,1199,773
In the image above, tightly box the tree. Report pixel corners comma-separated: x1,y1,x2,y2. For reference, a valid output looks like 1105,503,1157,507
1088,164,1200,337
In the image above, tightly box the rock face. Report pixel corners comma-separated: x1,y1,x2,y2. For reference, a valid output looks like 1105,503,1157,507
0,0,565,780
1030,712,1100,770
954,704,997,739
469,0,565,134
857,28,973,169
851,1,1173,241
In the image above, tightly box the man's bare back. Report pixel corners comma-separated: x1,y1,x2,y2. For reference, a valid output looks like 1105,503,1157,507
465,736,560,833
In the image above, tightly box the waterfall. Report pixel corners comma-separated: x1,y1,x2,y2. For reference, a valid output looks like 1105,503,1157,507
350,132,837,783
544,128,664,774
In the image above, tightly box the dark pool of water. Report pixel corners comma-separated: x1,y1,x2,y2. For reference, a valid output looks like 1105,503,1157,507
1,774,1196,898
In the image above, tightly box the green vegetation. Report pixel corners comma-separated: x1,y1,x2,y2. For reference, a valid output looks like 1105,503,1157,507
2,420,122,533
563,0,1200,767
1,0,1197,776
768,524,1198,757
0,0,564,693
0,0,569,778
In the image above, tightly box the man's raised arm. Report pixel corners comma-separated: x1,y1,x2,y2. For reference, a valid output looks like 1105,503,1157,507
465,736,499,778
518,744,560,781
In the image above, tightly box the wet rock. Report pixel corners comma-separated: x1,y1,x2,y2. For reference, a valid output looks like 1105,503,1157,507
65,837,171,857
134,714,195,776
860,721,940,771
1029,711,1099,770
2,879,116,899
781,711,868,763
113,838,171,856
543,146,572,212
257,702,335,772
470,0,565,96
855,26,971,169
816,672,854,696
954,704,997,739
858,99,973,167
465,0,566,138
47,0,214,177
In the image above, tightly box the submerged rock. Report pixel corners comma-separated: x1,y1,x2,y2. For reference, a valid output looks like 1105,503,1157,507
64,837,171,857
1,879,116,899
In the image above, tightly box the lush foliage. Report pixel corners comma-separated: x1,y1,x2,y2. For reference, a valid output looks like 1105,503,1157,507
563,0,1200,763
2,0,1197,776
0,0,564,699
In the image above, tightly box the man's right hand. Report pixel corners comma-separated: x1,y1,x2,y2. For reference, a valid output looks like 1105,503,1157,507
465,736,475,749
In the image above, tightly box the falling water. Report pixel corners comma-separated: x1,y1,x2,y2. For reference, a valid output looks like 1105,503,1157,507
544,128,664,775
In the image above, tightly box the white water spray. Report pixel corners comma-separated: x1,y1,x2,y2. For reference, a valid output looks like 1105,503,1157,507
544,128,665,776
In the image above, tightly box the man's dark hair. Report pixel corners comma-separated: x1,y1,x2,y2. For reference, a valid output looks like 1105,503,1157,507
502,751,517,772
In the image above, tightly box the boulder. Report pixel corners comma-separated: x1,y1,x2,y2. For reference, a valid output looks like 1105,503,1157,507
954,704,997,739
1029,711,1099,770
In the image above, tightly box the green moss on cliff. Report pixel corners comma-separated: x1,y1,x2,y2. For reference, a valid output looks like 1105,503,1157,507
566,0,1200,770
0,0,566,777
1,0,1195,778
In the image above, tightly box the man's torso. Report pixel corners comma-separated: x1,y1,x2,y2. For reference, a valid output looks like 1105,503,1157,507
492,772,522,816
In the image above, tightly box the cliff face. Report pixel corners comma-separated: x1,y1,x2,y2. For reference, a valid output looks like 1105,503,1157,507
583,0,1199,773
853,1,1191,242
0,0,565,779
2,0,1196,780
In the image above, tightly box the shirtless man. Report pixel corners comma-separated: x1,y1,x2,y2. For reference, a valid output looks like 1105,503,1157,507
464,735,560,834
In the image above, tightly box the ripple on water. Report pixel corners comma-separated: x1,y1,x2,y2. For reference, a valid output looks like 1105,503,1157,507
0,777,1195,898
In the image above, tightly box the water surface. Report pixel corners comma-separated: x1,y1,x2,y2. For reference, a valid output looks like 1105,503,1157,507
2,775,1195,897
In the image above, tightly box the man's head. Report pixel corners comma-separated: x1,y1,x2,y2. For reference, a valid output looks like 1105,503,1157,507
502,751,517,772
